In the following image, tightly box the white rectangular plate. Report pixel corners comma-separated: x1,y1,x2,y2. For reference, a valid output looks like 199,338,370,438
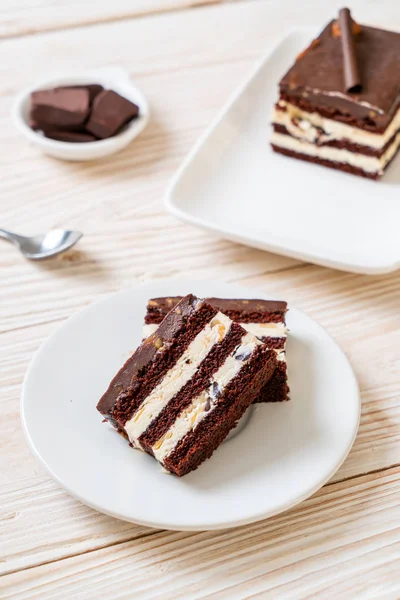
165,31,400,274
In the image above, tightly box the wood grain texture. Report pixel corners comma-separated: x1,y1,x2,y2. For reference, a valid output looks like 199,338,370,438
2,468,400,599
0,0,223,38
1,264,399,576
1,0,400,595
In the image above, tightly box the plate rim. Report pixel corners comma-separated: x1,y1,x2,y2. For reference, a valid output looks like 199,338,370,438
164,30,400,275
20,281,361,531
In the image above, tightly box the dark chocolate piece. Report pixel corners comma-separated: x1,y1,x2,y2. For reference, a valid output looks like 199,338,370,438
30,85,104,139
205,298,287,315
279,21,400,131
45,130,97,143
146,297,287,324
32,118,88,134
32,121,88,135
31,88,90,128
86,90,139,139
339,8,362,93
59,84,103,104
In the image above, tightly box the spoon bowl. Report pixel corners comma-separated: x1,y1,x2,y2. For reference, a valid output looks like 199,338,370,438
0,228,83,260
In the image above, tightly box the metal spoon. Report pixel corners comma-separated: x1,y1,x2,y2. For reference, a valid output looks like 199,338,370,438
0,228,83,260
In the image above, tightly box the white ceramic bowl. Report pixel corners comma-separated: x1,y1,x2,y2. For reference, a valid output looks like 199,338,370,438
12,66,150,161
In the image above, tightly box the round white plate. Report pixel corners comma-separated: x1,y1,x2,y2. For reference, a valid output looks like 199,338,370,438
21,280,360,531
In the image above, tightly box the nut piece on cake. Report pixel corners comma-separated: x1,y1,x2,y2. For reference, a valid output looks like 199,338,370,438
143,296,289,403
271,9,400,179
97,294,277,476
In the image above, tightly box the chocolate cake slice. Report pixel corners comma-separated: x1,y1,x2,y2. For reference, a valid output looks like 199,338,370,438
97,294,277,476
271,9,400,180
143,296,289,403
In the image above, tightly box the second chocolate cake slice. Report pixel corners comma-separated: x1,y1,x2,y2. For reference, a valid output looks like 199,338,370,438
97,294,276,476
143,296,289,403
271,12,400,180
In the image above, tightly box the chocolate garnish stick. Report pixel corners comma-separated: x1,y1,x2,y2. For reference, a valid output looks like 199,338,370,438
339,7,362,93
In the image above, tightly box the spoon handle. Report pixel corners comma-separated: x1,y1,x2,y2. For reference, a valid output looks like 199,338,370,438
0,228,26,247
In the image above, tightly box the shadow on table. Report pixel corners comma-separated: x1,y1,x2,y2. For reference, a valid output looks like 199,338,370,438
32,248,113,283
46,114,171,179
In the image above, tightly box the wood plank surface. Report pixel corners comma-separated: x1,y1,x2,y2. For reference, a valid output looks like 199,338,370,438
1,0,399,595
1,264,399,575
2,468,400,598
0,0,223,39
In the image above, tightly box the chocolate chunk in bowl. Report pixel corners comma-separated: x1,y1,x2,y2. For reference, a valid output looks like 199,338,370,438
86,90,140,139
31,87,90,128
29,84,139,144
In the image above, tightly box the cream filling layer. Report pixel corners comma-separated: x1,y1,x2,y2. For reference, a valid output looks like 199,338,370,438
273,102,400,150
125,311,232,447
243,322,286,338
152,332,260,463
143,321,286,339
271,130,400,174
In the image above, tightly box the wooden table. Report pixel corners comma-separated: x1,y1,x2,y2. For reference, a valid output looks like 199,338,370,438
1,1,399,597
